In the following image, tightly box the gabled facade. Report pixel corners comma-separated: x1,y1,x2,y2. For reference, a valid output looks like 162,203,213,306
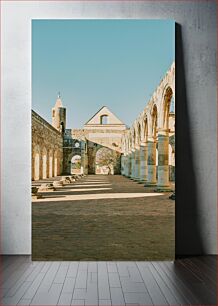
84,106,126,130
62,106,127,175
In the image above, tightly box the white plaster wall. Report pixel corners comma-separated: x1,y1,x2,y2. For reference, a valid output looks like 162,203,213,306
1,1,217,255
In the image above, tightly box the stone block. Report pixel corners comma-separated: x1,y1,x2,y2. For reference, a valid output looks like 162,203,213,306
32,186,39,194
38,183,56,192
53,180,64,187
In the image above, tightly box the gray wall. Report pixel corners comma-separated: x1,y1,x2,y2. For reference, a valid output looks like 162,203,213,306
1,1,217,255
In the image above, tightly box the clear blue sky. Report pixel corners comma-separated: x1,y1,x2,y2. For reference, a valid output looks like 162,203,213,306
32,20,175,128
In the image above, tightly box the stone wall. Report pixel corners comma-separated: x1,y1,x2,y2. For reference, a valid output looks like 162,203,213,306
32,110,63,180
63,110,125,175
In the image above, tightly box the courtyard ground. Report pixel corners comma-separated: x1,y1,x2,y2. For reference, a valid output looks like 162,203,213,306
32,175,175,261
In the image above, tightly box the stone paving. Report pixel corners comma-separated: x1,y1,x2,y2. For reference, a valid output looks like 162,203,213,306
32,175,175,261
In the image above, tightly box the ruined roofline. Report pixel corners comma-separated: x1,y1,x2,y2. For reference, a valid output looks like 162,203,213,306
145,61,175,110
32,109,62,135
130,61,175,129
84,123,126,127
84,106,126,126
84,106,106,125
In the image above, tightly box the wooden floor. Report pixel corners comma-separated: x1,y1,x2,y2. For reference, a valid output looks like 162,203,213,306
0,256,216,305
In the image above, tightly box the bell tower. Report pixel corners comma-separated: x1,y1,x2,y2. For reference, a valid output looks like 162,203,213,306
52,92,66,133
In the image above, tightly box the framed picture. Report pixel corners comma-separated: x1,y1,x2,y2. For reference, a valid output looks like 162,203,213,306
31,19,175,261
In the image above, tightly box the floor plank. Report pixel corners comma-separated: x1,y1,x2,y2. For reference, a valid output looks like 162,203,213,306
136,263,169,305
0,255,216,305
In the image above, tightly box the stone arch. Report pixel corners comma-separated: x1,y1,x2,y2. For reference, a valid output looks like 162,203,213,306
162,86,174,130
56,150,62,176
124,137,127,154
42,147,47,179
121,135,126,155
124,132,130,154
136,122,142,147
95,147,116,175
128,135,131,152
131,128,136,149
33,144,40,180
122,136,128,155
87,144,121,175
151,104,158,139
65,152,81,174
48,149,53,178
127,131,132,152
71,154,82,174
54,150,58,177
142,115,148,143
126,135,130,153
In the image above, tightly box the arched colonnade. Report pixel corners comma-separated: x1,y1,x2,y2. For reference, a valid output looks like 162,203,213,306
32,144,62,180
121,62,175,190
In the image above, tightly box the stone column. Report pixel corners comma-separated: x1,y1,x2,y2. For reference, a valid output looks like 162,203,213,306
130,150,135,179
139,143,148,182
32,153,34,181
157,130,171,190
144,137,157,186
127,153,131,177
83,142,89,175
46,150,50,177
84,153,89,175
121,155,125,175
39,153,43,180
134,147,141,180
124,155,129,176
123,154,127,176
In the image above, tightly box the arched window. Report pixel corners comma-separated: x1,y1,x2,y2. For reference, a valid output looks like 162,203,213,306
163,87,173,129
100,115,108,124
60,121,65,132
170,96,175,113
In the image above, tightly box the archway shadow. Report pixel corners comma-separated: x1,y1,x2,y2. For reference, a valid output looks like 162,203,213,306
175,23,205,257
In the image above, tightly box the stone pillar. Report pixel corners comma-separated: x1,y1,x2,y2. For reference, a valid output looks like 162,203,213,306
127,153,131,177
49,155,53,178
84,152,89,175
124,155,128,176
134,147,141,180
39,153,43,179
144,137,157,186
123,155,126,176
121,155,125,175
34,153,40,180
81,142,88,175
46,151,50,178
157,130,171,190
32,153,34,181
130,150,135,179
139,143,148,182
66,159,71,174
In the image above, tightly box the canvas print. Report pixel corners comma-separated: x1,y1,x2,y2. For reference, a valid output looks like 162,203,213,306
32,20,175,260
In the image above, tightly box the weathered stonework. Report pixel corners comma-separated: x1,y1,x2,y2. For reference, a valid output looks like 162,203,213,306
32,63,175,184
121,62,175,189
32,110,63,180
62,106,126,175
